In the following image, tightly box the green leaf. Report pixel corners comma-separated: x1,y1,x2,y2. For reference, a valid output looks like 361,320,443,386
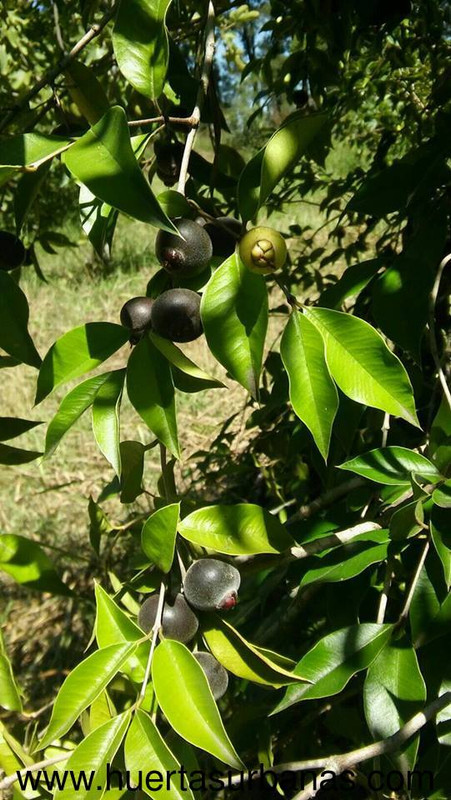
126,336,179,459
304,307,419,426
113,0,171,99
65,59,110,125
38,643,136,751
36,323,129,404
120,440,145,503
0,272,41,368
64,106,174,230
364,641,426,772
0,417,42,442
54,712,130,800
178,503,294,555
437,681,451,747
431,505,451,589
79,184,118,260
141,503,179,573
45,373,113,457
14,162,52,234
0,631,22,712
92,369,125,477
202,615,307,687
201,253,268,398
0,132,71,186
433,480,451,509
89,690,115,732
157,190,192,219
390,499,425,540
150,333,225,391
0,443,42,464
320,259,382,309
280,312,338,460
0,534,71,595
272,624,393,714
299,529,391,587
339,447,442,485
125,709,196,800
95,584,149,682
88,497,113,555
152,640,244,769
237,113,327,220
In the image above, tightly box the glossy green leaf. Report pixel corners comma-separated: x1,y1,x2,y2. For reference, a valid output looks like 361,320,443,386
0,418,42,442
272,624,393,714
433,480,451,509
150,333,224,391
0,443,42,465
157,190,192,219
280,311,338,460
64,106,174,230
364,641,426,772
152,640,244,769
92,369,125,477
320,259,382,309
113,0,171,99
36,323,129,404
0,631,22,712
178,503,293,555
409,556,442,648
0,132,71,176
125,709,196,800
45,373,113,457
126,336,179,459
201,253,268,398
120,440,145,503
89,690,115,732
431,505,451,589
202,615,307,687
0,720,34,792
0,272,41,368
54,712,130,800
38,643,135,751
299,529,391,587
141,503,179,573
339,447,442,485
0,534,71,595
65,59,110,125
304,307,419,426
95,584,149,682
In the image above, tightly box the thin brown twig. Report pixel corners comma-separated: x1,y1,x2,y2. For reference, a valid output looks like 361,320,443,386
428,253,451,409
286,477,366,525
177,1,216,195
0,3,118,134
397,536,430,625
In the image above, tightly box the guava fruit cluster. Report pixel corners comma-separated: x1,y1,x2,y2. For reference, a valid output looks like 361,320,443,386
137,557,240,700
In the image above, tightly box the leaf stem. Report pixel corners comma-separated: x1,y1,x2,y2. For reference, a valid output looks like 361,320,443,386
177,1,216,195
397,536,430,625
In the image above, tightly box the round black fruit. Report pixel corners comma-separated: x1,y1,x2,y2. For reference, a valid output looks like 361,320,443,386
204,217,242,259
138,593,198,644
155,218,213,278
183,558,241,611
150,288,203,343
154,140,184,187
195,652,229,700
120,297,154,338
0,231,26,271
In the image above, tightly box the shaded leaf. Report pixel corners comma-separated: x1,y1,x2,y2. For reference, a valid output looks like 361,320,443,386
0,631,22,712
0,534,71,595
65,59,110,125
120,440,145,504
0,272,41,368
0,443,42,464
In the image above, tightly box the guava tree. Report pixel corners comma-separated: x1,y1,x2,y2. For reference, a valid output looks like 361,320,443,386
0,2,450,800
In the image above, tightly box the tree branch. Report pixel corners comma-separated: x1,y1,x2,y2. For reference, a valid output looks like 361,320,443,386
0,4,118,134
0,753,70,792
177,1,216,195
397,536,430,625
286,477,366,525
138,580,166,703
428,253,451,409
291,691,451,800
